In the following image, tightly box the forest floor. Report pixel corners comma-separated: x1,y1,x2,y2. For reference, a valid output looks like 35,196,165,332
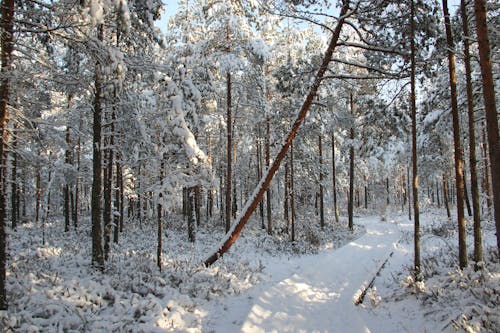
1,208,499,332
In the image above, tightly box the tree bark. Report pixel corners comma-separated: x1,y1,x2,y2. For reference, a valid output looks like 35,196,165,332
443,0,467,268
204,1,350,266
473,0,500,257
411,0,421,276
443,173,451,218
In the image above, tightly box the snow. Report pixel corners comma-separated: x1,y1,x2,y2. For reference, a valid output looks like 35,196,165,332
1,210,498,332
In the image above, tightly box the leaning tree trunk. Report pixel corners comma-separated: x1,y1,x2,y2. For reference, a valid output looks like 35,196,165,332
411,0,421,276
473,0,500,257
203,1,350,266
0,0,14,310
443,0,467,269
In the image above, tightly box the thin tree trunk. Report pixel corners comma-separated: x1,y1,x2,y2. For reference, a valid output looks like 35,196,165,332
36,162,41,224
290,142,296,242
10,125,17,230
332,134,339,223
284,161,289,231
411,0,421,276
463,168,472,217
266,114,272,234
64,127,71,232
91,25,105,270
482,126,492,215
319,135,325,228
225,71,232,233
203,2,350,266
188,186,196,242
473,0,500,257
157,160,164,271
443,0,467,268
443,173,451,218
256,131,265,229
436,180,441,207
348,93,355,231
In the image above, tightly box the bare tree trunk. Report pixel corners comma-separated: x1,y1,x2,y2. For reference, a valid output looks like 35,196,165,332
203,1,350,266
225,72,232,233
319,135,325,228
461,0,482,264
290,142,296,242
443,173,451,218
332,134,339,223
64,127,71,232
411,0,421,276
348,93,355,231
482,126,492,215
91,25,105,270
10,125,17,230
284,161,289,231
473,0,500,257
157,160,164,271
0,0,14,309
443,0,467,268
266,114,272,234
256,130,265,229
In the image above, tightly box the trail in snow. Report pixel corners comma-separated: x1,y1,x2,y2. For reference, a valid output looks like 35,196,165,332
205,217,406,333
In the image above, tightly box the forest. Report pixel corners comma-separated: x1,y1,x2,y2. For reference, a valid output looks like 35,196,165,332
0,0,499,332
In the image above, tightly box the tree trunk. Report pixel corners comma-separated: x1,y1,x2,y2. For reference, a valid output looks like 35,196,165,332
473,0,500,257
266,114,272,234
411,0,421,276
225,72,232,233
461,0,482,264
332,134,339,223
482,126,492,215
290,142,296,242
64,127,71,232
203,2,350,266
74,127,81,229
0,0,14,309
443,0,467,268
284,161,289,231
463,168,472,217
113,161,120,244
256,130,265,229
187,186,196,242
10,125,17,230
319,135,325,228
91,25,105,270
348,93,355,231
36,162,41,224
443,173,451,218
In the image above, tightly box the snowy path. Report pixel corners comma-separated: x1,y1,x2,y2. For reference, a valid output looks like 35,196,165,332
205,217,405,333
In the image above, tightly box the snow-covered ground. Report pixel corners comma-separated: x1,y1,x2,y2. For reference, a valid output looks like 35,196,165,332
1,209,498,332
